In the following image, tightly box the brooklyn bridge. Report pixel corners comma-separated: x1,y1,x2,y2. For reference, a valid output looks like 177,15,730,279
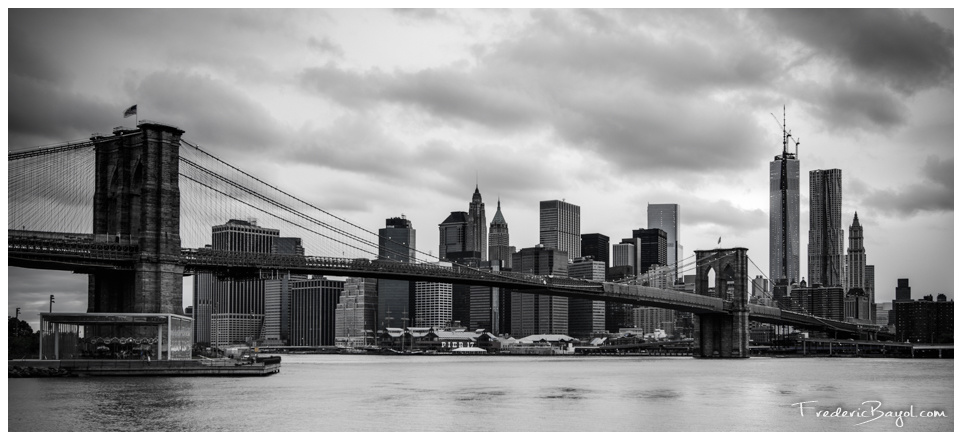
7,121,879,358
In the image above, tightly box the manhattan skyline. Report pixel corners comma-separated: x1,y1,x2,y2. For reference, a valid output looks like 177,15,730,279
6,8,954,328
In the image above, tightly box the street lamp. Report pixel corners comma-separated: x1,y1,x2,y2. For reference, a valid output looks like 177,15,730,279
49,295,55,313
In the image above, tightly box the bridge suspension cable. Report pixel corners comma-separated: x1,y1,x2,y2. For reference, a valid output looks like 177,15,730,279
8,141,96,235
179,139,440,265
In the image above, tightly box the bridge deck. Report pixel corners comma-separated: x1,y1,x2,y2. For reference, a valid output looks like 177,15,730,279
8,229,876,333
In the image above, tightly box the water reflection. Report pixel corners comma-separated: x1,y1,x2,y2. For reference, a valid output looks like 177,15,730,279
8,357,954,432
78,378,194,431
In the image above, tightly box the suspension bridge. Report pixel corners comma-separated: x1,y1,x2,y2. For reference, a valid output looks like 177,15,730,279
7,122,876,358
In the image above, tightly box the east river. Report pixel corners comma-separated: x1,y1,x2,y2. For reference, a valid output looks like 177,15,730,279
7,355,953,431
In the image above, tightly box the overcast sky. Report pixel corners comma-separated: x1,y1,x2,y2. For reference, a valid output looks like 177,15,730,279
6,8,955,330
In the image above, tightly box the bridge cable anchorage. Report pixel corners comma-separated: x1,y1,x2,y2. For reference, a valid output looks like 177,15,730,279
180,139,437,264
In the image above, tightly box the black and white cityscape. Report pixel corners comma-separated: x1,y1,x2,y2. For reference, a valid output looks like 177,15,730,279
7,7,954,432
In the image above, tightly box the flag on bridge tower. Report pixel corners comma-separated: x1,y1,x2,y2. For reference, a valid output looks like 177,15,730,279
718,236,722,245
123,104,137,118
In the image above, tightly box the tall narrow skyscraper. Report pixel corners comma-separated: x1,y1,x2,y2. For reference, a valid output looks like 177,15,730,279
808,169,843,287
845,212,867,295
865,264,876,322
540,200,581,258
647,204,680,283
378,217,416,331
468,186,487,261
770,110,800,286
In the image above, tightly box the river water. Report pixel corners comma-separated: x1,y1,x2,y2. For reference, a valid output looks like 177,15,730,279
7,355,953,431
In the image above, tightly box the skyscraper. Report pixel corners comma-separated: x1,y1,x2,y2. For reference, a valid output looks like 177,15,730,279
440,211,482,264
581,233,609,278
290,277,344,346
895,278,912,302
488,200,515,268
845,213,867,298
469,186,487,261
379,217,416,262
633,228,667,277
540,200,581,258
415,262,454,328
568,257,606,338
648,204,681,283
335,277,378,347
193,219,301,347
439,212,472,261
378,217,416,332
607,240,636,332
611,240,636,278
770,112,800,285
511,245,569,337
865,265,876,322
469,260,504,334
808,169,843,287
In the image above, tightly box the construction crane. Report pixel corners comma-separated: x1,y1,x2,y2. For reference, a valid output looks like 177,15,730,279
771,106,801,157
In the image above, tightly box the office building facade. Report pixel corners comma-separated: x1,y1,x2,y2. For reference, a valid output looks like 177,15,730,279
511,245,569,337
770,133,800,285
416,261,454,328
786,286,845,321
378,217,416,332
648,204,681,283
539,200,581,258
335,277,378,347
808,169,844,287
581,233,610,278
632,307,676,335
290,277,344,346
193,219,303,347
894,295,953,343
567,257,606,338
633,228,667,277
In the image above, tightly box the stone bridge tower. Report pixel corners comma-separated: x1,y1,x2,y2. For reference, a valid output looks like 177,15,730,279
693,247,750,358
88,122,184,314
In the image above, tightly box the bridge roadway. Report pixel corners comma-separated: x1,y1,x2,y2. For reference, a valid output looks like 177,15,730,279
8,230,874,334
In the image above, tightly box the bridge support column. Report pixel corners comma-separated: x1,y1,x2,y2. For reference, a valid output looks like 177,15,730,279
692,247,751,358
694,313,749,358
89,122,184,314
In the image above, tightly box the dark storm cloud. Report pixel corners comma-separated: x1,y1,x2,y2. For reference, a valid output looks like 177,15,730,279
8,75,121,147
299,9,780,176
282,115,557,202
127,71,288,155
858,155,953,216
797,78,910,130
301,64,542,129
756,9,953,95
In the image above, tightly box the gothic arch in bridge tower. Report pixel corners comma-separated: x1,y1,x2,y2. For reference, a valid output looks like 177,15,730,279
692,247,750,358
